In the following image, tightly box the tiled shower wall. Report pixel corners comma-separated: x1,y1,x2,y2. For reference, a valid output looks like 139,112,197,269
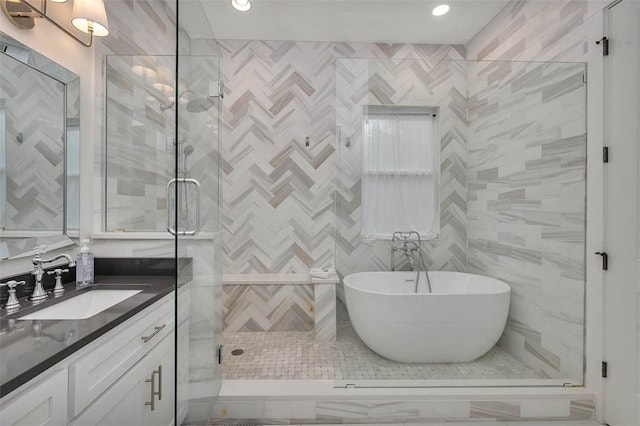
335,57,468,276
466,61,586,381
464,0,588,382
220,41,466,274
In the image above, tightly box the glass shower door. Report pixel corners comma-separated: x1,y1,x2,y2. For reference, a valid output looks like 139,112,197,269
175,7,224,423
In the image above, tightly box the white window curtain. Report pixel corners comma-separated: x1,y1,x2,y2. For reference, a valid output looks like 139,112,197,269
361,106,439,239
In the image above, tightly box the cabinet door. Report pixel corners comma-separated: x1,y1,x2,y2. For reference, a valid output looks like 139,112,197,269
143,334,175,426
70,359,147,426
0,369,67,426
72,333,174,426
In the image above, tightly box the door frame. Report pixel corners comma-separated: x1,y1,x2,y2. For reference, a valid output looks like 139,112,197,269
587,0,639,423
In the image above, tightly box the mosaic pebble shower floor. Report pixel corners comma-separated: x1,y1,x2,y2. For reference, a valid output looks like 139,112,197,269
222,317,541,381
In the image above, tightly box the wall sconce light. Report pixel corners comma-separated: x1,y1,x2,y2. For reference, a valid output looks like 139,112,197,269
0,0,109,47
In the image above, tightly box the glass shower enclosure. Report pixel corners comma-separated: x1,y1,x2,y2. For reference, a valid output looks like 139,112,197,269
103,2,223,421
335,58,587,387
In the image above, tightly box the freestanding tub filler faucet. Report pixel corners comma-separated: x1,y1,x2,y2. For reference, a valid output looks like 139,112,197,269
390,231,432,293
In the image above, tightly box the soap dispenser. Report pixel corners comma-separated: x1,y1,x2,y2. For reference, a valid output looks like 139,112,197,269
76,239,94,287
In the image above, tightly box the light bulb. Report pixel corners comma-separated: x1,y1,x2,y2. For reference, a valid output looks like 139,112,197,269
432,4,450,16
232,0,251,12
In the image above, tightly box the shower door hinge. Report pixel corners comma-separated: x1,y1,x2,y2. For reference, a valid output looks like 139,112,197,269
596,36,609,56
603,146,609,163
602,361,608,378
217,344,223,364
596,251,609,270
582,72,587,84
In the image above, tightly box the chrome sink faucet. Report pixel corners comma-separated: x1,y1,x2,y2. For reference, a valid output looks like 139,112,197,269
31,252,76,303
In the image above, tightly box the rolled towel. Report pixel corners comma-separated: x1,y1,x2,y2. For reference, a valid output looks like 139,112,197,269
310,267,336,279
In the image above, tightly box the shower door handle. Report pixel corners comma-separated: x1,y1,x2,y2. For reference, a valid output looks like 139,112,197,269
167,178,201,236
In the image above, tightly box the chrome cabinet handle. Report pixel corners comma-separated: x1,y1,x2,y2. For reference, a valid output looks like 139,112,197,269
145,373,155,411
155,365,162,400
141,324,166,343
166,178,201,236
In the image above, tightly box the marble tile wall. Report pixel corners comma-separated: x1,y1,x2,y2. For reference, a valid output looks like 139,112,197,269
223,280,336,341
0,55,65,231
220,41,466,275
464,0,588,382
103,54,221,233
93,0,192,234
335,55,468,279
212,395,595,423
223,284,314,332
465,0,589,62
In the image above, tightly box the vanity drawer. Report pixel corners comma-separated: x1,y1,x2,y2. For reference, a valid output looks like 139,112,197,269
69,293,175,417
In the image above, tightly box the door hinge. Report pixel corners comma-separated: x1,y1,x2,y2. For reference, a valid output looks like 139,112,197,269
217,344,223,364
602,361,608,378
603,146,609,163
596,36,609,56
595,251,608,270
582,72,587,84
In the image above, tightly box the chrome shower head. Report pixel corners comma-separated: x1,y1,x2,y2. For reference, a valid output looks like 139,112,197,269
186,97,215,113
183,145,194,156
159,101,175,112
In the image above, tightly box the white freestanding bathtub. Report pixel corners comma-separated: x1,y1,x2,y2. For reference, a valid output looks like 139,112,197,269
343,271,510,363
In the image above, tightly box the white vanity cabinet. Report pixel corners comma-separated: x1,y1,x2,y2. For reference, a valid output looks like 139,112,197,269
0,287,188,426
0,369,68,426
70,333,174,426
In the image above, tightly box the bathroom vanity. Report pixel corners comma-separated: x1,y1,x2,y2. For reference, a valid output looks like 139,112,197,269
0,259,189,425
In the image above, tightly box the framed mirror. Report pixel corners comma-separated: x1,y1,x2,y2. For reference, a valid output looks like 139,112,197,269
0,31,80,261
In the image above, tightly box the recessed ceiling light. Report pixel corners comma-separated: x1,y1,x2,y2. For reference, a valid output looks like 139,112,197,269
432,4,450,16
232,0,251,12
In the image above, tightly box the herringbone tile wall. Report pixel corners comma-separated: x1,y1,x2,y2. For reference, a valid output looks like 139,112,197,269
223,284,314,332
335,57,468,277
220,41,466,275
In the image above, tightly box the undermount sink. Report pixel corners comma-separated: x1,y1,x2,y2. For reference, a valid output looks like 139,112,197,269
18,289,143,320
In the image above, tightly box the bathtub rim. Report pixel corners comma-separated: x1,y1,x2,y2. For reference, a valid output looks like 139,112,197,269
343,271,511,296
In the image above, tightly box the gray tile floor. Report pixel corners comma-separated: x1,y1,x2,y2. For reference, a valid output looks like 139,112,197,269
222,331,336,380
222,300,541,381
335,301,542,381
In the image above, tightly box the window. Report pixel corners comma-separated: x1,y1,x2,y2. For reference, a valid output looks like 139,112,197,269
361,105,439,239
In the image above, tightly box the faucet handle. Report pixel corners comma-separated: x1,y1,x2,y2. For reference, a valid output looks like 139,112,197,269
47,269,68,296
2,280,26,311
2,280,26,290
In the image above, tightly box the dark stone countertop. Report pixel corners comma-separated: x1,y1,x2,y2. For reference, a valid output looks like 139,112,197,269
0,258,189,399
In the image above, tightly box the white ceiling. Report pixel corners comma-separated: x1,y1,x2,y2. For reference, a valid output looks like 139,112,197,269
183,0,511,45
